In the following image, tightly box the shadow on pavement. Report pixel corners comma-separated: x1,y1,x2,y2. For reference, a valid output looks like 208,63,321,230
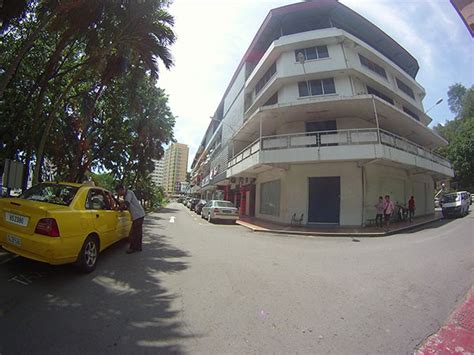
400,215,462,235
0,216,193,354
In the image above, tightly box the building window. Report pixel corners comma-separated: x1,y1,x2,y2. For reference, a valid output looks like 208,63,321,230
396,78,415,99
263,92,278,106
255,62,277,95
298,78,336,97
295,45,329,61
367,85,394,105
260,180,280,216
403,106,420,121
359,54,387,79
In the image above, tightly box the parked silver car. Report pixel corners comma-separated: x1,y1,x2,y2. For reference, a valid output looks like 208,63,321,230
201,200,239,223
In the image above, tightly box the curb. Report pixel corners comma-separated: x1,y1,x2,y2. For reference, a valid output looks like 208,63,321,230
416,286,474,354
236,217,443,238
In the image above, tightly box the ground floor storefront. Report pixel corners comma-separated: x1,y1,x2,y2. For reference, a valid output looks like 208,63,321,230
233,161,435,227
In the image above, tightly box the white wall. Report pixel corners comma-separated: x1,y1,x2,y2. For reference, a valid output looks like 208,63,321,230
253,161,434,227
344,43,424,111
255,162,363,226
246,29,426,120
277,76,353,105
222,66,246,143
274,116,375,135
277,43,346,79
364,164,434,219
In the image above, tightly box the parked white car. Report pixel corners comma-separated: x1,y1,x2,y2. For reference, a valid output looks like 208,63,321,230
441,191,470,218
201,200,239,223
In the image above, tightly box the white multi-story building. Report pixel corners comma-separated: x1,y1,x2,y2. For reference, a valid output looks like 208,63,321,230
191,0,453,226
162,143,189,196
151,158,165,187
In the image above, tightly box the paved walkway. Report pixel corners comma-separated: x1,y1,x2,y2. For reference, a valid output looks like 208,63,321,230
237,212,443,237
416,286,474,355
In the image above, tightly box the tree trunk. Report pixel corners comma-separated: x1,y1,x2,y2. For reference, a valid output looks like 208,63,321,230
32,69,85,184
71,81,107,183
0,13,52,99
25,34,74,182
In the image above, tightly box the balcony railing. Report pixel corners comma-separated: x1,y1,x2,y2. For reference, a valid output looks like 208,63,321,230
227,128,451,169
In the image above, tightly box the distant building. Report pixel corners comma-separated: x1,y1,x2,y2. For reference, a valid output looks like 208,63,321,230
162,143,189,195
151,158,165,187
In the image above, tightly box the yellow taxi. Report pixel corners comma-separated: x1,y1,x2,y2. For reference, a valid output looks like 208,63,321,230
0,182,131,272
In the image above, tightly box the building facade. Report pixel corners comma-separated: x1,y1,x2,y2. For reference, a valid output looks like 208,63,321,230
162,143,189,196
191,0,453,226
151,158,165,187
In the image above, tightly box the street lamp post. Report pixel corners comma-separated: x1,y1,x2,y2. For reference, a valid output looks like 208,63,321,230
425,98,443,114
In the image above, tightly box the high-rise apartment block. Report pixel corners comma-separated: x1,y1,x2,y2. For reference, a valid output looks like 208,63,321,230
161,143,189,196
151,158,165,187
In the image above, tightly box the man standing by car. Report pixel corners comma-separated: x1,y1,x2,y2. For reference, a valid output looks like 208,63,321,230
116,184,145,254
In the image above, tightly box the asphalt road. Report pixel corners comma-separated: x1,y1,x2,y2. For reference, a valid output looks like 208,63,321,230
0,202,472,354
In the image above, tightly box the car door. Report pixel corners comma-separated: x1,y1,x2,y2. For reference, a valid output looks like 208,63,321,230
86,189,119,249
202,201,211,216
106,191,131,240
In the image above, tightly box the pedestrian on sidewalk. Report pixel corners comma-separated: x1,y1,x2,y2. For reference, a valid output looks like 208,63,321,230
374,196,384,227
383,195,395,229
408,196,415,222
116,184,146,254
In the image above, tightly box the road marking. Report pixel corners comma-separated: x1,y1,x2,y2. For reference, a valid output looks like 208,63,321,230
169,216,176,223
8,271,47,285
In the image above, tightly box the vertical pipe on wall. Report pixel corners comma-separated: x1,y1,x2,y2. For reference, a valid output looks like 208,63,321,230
340,41,355,96
372,97,381,143
361,164,366,226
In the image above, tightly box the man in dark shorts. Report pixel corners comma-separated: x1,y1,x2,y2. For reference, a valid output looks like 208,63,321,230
116,184,146,254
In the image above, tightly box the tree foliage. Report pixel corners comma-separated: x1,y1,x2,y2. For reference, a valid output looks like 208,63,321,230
0,0,176,194
435,84,474,191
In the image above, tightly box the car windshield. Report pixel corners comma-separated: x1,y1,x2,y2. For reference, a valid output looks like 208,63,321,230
215,201,235,208
443,194,458,203
21,183,78,206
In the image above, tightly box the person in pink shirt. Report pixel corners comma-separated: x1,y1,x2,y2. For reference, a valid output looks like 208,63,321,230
383,195,395,227
374,196,384,227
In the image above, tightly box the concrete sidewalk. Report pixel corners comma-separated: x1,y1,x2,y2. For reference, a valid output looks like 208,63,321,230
236,212,443,237
416,286,474,354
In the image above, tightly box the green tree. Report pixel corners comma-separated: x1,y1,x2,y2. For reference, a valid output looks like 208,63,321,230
0,0,176,188
435,84,474,191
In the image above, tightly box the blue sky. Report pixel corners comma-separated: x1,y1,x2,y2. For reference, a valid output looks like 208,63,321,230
157,0,474,169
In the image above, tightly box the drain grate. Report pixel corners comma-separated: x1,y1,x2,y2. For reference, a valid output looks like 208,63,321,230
454,309,474,331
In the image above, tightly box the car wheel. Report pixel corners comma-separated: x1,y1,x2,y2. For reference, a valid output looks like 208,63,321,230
76,235,99,273
208,213,213,223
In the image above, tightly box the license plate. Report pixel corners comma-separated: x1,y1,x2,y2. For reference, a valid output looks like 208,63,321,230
5,212,29,227
6,234,21,246
222,210,231,213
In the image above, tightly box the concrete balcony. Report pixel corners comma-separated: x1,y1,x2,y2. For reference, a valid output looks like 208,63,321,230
227,128,453,178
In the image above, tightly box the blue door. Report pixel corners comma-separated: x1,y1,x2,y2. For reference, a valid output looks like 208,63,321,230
308,177,340,224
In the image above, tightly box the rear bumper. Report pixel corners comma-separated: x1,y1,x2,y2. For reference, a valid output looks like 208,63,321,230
442,206,462,216
0,226,72,265
212,213,239,220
